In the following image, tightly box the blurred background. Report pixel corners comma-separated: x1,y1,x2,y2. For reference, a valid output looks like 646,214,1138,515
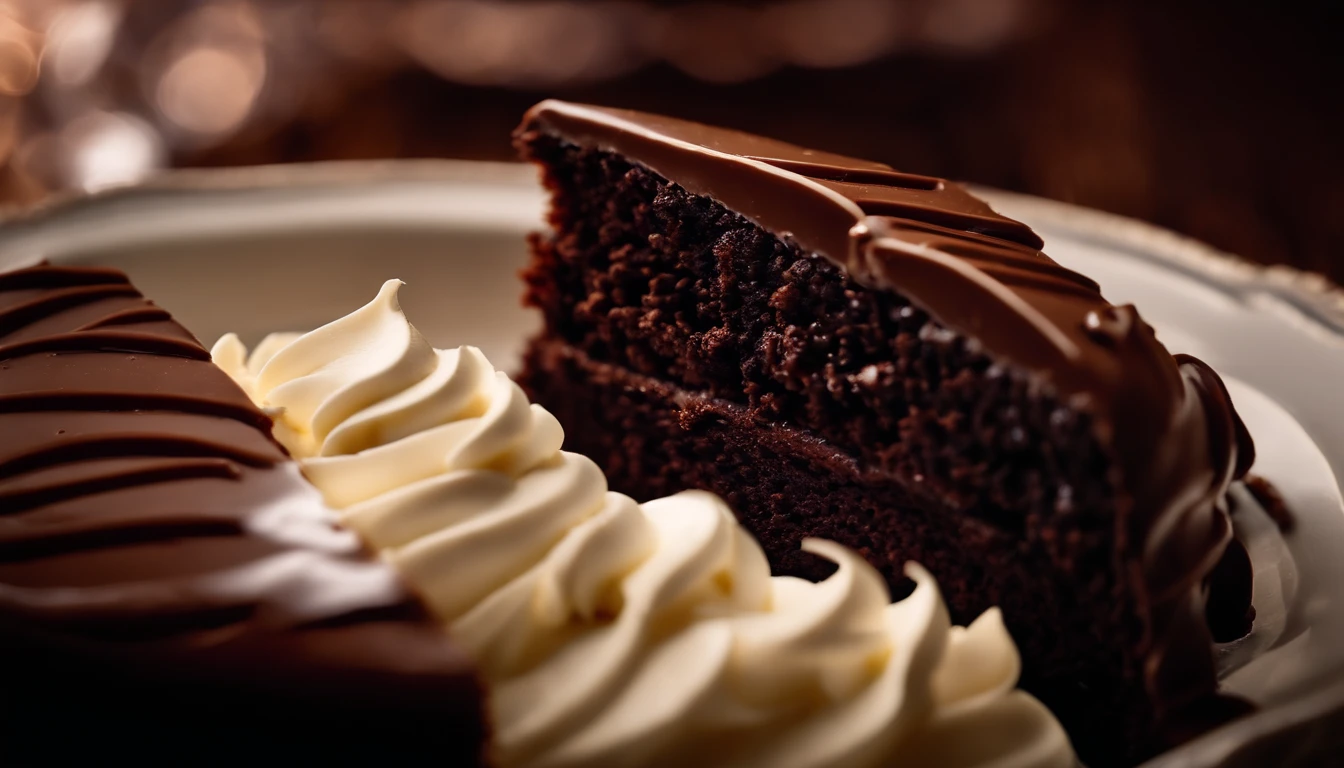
0,0,1340,279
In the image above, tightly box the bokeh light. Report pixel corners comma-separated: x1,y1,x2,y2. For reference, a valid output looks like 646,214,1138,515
0,6,42,98
0,0,1338,284
64,109,162,191
44,1,119,88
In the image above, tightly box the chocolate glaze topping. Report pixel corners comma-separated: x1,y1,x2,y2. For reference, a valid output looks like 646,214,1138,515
0,263,484,761
520,101,1256,735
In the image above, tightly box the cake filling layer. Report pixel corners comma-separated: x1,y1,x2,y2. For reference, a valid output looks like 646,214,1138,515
523,334,1153,758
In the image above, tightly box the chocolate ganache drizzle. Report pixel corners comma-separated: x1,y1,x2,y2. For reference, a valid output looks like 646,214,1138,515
0,263,484,762
519,101,1255,733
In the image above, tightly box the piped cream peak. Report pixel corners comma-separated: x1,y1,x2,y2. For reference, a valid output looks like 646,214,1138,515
214,281,1075,768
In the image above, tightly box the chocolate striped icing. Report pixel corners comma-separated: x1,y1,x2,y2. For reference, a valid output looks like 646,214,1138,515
0,263,484,763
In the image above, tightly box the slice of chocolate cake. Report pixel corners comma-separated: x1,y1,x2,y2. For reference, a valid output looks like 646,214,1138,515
515,101,1255,765
0,263,486,764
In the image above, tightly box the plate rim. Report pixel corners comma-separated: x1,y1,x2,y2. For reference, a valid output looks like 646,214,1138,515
3,158,1341,333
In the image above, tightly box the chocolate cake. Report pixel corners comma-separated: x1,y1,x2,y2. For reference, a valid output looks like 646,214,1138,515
515,101,1255,765
0,263,486,764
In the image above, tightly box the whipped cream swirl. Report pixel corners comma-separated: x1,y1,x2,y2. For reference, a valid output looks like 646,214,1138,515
213,280,1075,768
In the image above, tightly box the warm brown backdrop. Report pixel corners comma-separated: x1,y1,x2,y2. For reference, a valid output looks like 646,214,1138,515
2,0,1341,281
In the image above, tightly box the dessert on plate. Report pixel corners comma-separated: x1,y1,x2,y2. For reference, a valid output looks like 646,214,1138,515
0,99,1274,767
515,100,1258,765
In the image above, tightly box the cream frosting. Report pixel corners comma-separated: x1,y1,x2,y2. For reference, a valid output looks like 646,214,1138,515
212,279,1075,768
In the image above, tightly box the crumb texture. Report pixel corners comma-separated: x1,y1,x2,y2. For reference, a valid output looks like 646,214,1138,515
525,339,1143,766
519,136,1158,765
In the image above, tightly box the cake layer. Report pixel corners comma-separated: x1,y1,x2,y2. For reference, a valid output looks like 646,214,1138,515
0,264,485,763
524,335,1150,762
516,101,1256,765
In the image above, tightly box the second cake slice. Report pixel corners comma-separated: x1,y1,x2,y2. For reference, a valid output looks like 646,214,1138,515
515,100,1255,766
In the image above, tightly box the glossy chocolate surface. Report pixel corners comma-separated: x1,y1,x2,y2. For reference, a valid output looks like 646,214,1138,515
0,263,485,762
520,100,1255,734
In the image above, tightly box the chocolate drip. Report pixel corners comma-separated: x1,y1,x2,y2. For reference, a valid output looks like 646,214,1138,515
0,263,484,763
1245,474,1294,532
519,101,1255,741
1206,537,1255,643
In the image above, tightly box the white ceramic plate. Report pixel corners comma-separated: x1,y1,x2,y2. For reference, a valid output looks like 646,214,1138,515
2,161,1341,767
